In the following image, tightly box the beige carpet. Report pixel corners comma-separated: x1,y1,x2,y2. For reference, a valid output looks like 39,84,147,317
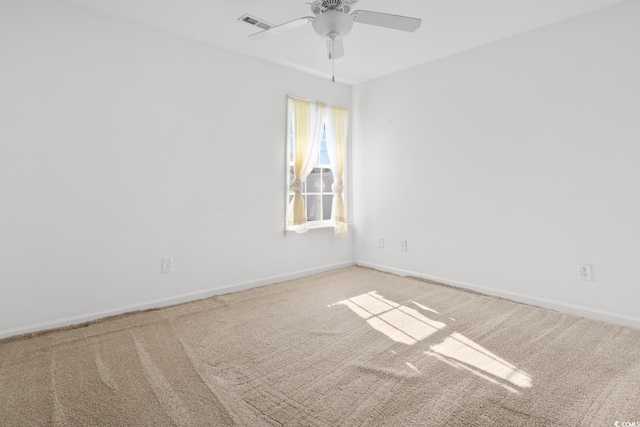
1,267,639,426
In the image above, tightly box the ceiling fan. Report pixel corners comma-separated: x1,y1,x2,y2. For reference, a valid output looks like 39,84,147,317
247,0,422,81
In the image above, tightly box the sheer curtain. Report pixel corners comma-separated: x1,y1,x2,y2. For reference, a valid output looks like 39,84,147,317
326,106,349,237
286,98,326,234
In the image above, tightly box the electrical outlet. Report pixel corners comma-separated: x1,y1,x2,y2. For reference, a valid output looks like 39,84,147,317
161,257,173,274
577,263,592,281
378,236,385,248
400,240,408,252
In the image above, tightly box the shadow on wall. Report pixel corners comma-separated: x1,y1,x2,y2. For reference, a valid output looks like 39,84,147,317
330,291,532,394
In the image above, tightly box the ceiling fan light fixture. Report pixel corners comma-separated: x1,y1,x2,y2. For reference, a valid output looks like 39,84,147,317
312,10,354,39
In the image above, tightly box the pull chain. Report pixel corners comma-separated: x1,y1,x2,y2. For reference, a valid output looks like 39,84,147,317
331,37,335,83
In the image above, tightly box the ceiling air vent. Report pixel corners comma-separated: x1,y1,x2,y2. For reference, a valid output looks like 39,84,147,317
238,14,273,31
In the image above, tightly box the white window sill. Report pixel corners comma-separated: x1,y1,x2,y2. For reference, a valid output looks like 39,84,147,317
283,222,351,236
284,225,331,236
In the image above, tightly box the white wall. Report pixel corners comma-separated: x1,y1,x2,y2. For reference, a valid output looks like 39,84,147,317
353,0,640,327
0,0,352,337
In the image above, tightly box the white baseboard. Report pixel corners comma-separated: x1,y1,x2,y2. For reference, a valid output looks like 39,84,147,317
356,261,640,330
0,261,356,340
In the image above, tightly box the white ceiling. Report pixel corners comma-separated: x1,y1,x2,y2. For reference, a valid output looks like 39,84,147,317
61,0,626,85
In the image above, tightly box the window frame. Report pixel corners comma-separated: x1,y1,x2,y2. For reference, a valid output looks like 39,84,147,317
285,99,342,233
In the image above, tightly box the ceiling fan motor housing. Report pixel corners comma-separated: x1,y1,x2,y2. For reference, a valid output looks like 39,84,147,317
322,0,343,9
312,10,354,39
311,0,354,14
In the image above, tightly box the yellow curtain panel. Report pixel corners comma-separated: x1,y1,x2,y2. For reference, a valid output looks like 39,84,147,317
330,107,348,237
286,98,326,231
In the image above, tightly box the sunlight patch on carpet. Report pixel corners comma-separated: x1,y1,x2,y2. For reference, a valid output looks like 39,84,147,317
332,291,532,394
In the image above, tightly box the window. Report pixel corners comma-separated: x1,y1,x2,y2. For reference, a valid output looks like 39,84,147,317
288,127,334,227
285,97,349,236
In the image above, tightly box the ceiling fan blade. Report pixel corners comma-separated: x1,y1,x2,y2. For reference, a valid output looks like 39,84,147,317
326,38,345,60
249,16,314,41
352,10,421,32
